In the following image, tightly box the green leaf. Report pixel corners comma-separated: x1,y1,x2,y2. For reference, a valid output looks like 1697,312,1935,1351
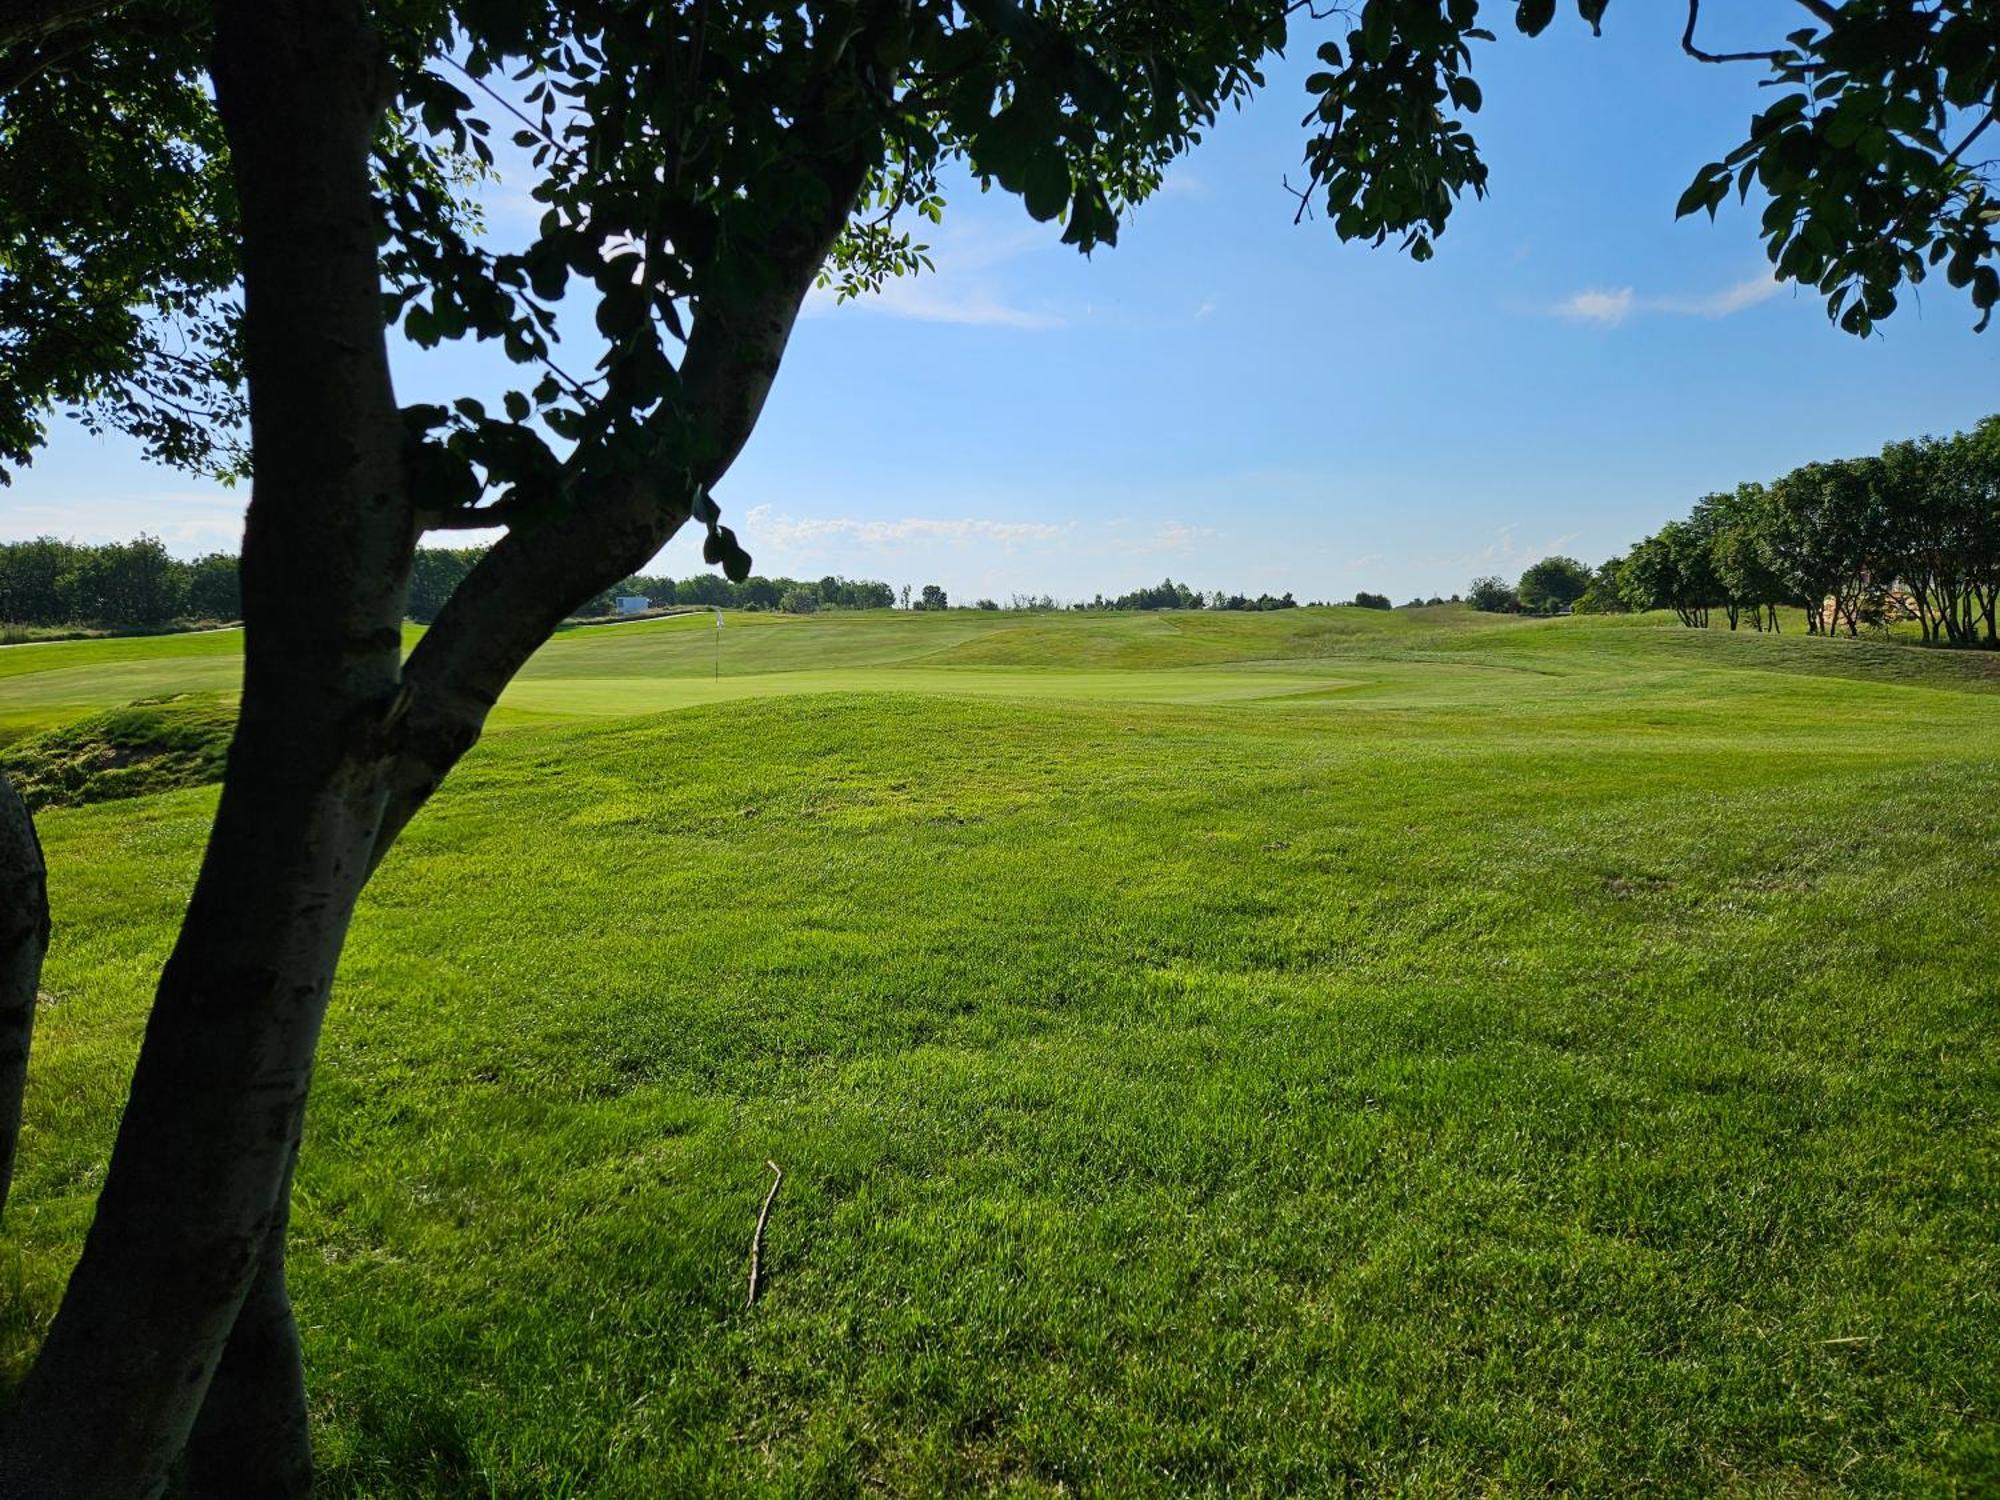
1516,0,1556,37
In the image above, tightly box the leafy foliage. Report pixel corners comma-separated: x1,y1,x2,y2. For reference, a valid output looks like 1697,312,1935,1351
0,534,239,628
0,1,242,483
1614,415,2000,643
1673,0,2000,335
1515,555,1591,613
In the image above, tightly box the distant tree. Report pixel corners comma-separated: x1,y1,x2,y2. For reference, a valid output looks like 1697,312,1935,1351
1764,458,1885,636
919,584,948,612
407,547,485,625
677,573,732,609
1516,555,1591,614
63,534,185,628
0,538,82,624
1466,575,1516,613
184,551,242,622
1620,522,1719,627
1881,433,1984,645
899,585,913,611
1352,590,1391,610
974,598,999,611
779,587,818,615
1703,484,1788,632
1570,557,1629,615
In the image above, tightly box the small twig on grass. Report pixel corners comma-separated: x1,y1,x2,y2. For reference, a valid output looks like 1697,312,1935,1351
746,1159,783,1308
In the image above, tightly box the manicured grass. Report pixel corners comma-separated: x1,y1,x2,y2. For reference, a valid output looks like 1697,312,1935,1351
3,609,1998,1494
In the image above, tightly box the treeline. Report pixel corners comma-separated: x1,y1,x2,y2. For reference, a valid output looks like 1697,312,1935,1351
409,546,897,623
0,536,239,629
1463,417,2000,645
1062,579,1302,611
1608,416,2000,644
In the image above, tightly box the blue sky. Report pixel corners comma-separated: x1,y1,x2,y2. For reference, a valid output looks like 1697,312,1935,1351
4,6,1992,604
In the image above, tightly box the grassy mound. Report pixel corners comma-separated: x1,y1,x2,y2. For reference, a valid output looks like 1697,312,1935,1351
0,693,234,810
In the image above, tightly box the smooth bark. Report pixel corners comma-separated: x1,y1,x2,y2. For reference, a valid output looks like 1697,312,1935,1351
0,771,48,1224
0,3,406,1494
182,1151,311,1500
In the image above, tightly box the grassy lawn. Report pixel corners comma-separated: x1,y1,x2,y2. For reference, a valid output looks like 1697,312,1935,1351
3,607,1997,1493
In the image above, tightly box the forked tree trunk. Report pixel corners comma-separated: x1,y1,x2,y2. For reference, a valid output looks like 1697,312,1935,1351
0,1,877,1489
0,4,408,1495
0,771,49,1223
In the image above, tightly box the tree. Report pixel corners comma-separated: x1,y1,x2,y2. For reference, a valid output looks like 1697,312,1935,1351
1352,590,1391,610
1515,555,1590,614
1618,522,1721,628
0,771,48,1225
779,586,818,615
406,545,483,625
1881,432,1985,646
919,583,949,612
1764,458,1884,636
1467,575,1516,613
0,537,80,624
1705,485,1789,633
62,533,186,628
7,1,2000,1491
1571,556,1629,615
184,551,242,622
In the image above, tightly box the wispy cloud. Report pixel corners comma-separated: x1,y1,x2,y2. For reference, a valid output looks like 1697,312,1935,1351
2,490,245,554
805,219,1063,330
1140,521,1216,552
1552,273,1782,327
1556,287,1636,325
1429,524,1582,572
744,505,1068,551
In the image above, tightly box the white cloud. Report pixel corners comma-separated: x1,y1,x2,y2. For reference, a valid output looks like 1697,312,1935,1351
1655,274,1785,318
1556,287,1636,325
1551,273,1782,327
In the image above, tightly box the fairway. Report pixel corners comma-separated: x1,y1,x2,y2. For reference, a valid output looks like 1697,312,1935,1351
4,607,1998,1494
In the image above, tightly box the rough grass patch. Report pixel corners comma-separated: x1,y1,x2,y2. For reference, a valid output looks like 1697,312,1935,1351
0,693,235,810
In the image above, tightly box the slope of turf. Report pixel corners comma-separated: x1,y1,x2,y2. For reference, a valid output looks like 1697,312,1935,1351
5,613,1997,1494
2,606,1995,750
0,693,236,810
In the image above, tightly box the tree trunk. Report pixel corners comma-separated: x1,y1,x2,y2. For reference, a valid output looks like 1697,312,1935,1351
0,4,408,1495
0,771,48,1223
182,1151,311,1500
0,4,878,1489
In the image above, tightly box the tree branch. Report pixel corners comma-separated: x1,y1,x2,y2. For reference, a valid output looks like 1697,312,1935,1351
370,138,878,865
1682,0,1789,66
0,0,122,47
